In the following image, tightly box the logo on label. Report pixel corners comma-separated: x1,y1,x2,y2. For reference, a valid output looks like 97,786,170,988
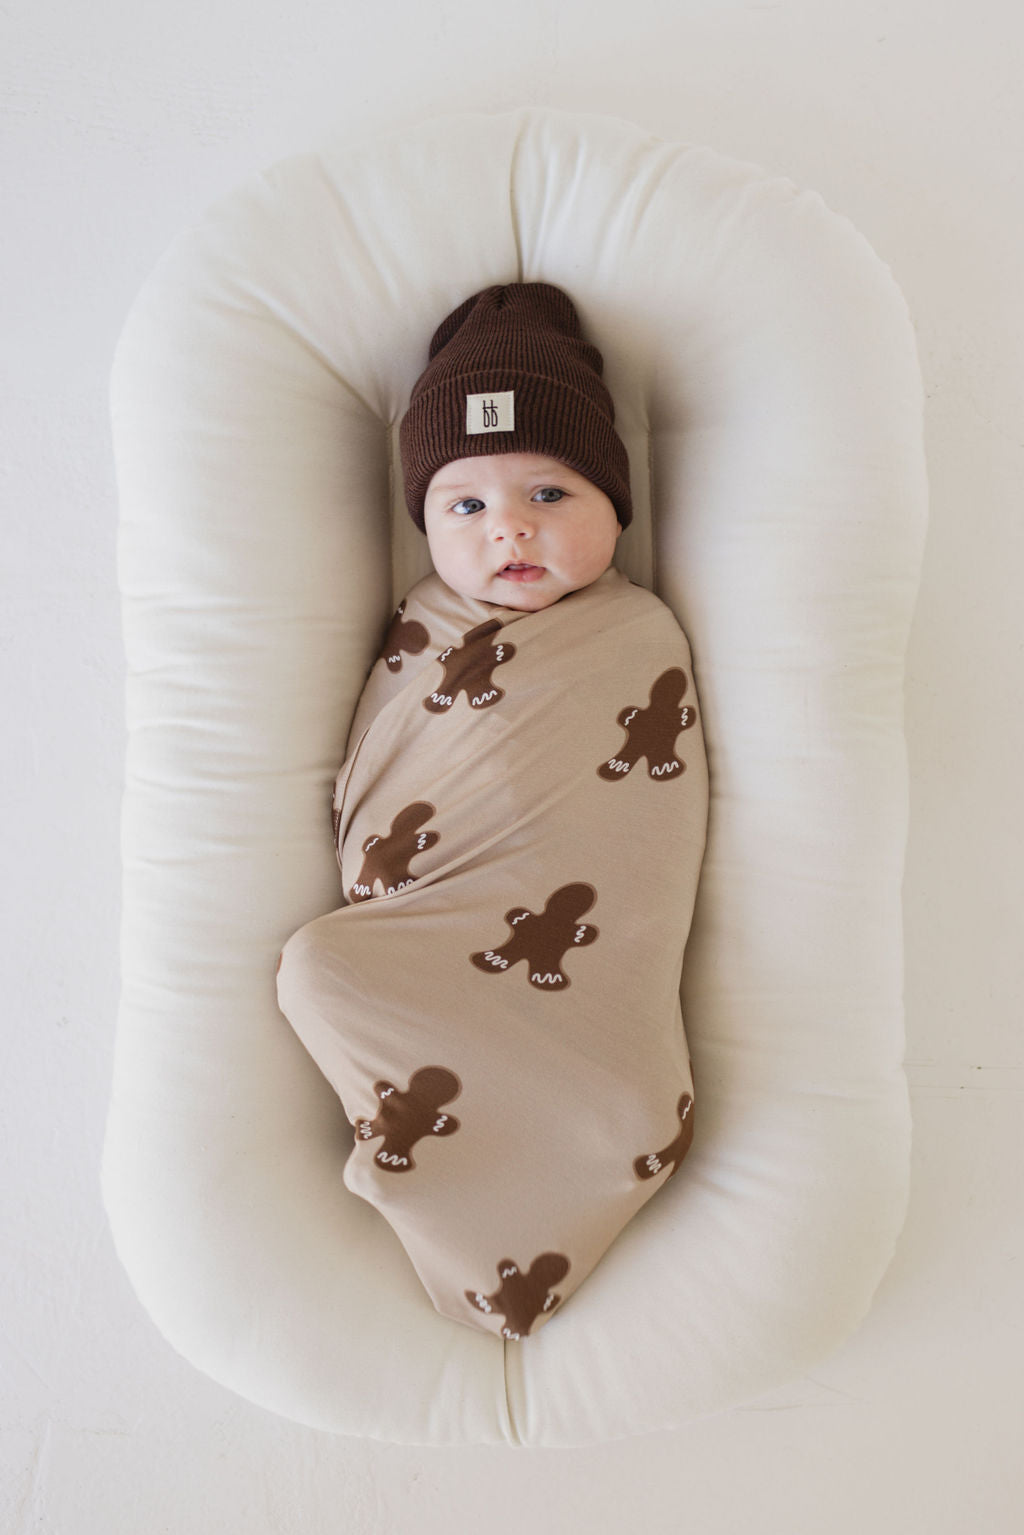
466,391,515,434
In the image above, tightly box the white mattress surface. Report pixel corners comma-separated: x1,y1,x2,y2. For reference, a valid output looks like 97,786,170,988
105,107,927,1446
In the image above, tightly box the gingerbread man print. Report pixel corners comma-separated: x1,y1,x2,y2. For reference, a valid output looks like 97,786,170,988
465,1253,571,1339
470,883,599,990
349,801,439,902
355,1066,461,1172
379,600,430,673
423,620,516,713
597,667,697,781
633,1092,694,1181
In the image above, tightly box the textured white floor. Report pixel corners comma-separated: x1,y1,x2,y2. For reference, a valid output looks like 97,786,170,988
3,1,1021,1530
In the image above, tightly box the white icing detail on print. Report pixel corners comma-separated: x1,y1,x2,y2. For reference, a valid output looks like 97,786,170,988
604,758,630,775
471,689,498,706
651,761,681,777
481,950,509,969
531,971,565,987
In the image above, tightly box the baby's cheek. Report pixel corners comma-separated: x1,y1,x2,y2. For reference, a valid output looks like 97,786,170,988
570,541,615,585
567,515,618,576
430,545,479,601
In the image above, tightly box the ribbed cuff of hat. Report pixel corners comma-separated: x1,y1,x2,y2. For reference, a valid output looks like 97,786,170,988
400,372,631,530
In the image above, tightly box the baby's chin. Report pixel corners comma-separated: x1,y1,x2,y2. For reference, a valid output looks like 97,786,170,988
479,578,570,611
437,566,610,611
488,586,564,611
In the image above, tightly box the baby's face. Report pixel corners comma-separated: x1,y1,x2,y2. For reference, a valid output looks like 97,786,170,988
423,453,622,611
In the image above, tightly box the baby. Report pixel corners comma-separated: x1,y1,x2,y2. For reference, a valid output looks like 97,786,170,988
276,284,708,1340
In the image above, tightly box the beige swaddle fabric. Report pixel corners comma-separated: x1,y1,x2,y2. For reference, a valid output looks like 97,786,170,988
276,567,708,1339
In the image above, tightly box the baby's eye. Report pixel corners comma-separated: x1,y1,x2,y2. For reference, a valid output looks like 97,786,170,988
452,497,486,516
532,486,565,503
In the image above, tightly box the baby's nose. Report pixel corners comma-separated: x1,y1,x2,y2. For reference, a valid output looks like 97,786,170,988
489,500,535,539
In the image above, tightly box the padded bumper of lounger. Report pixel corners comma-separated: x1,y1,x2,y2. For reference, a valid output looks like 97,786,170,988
104,107,927,1447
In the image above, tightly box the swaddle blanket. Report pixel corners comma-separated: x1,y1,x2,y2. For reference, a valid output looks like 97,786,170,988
276,565,708,1339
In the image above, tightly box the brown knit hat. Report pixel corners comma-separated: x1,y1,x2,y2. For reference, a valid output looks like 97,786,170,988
399,283,632,530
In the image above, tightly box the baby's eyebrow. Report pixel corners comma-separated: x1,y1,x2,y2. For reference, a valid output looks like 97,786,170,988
429,481,477,496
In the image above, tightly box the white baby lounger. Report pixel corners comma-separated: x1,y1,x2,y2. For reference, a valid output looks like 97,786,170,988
105,108,927,1447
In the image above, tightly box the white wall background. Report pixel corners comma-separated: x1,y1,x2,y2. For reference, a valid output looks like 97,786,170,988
3,0,1021,1529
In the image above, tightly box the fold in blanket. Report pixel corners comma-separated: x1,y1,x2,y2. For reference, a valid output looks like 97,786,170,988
276,566,708,1339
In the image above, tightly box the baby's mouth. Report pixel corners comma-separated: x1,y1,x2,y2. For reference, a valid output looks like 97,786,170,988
498,562,546,582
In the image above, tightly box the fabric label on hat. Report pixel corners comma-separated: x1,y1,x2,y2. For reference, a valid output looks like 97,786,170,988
466,392,515,434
